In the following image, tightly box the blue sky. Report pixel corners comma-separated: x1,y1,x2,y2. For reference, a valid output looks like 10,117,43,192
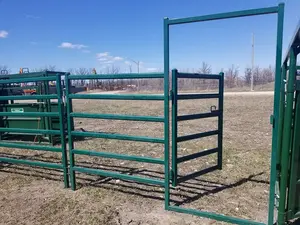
0,0,299,74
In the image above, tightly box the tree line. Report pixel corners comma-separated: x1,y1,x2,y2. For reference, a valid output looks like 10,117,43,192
0,63,275,91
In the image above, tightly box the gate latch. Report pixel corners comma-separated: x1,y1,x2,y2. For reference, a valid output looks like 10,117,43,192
210,105,217,112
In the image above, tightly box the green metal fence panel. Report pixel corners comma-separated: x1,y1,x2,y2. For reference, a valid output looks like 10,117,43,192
171,69,223,187
165,4,284,225
0,72,69,188
65,73,169,191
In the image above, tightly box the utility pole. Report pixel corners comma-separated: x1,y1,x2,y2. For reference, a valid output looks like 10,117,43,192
251,33,255,91
127,58,140,73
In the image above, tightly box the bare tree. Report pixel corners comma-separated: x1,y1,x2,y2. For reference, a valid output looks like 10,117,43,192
75,68,91,86
225,65,239,88
0,65,10,74
244,68,252,85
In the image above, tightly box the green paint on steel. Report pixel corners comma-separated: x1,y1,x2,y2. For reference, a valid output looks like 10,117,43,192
167,6,278,25
73,166,165,186
163,17,171,209
0,95,58,101
0,157,63,169
287,89,300,218
72,149,164,164
71,131,164,143
0,128,60,135
277,47,296,225
171,69,178,186
218,72,224,170
69,93,164,101
167,206,265,225
165,3,284,225
56,74,69,188
65,75,77,191
0,141,61,152
70,112,164,122
269,4,285,225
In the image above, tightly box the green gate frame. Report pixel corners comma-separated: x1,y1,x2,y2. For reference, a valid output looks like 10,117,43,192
0,73,69,188
171,69,224,186
65,72,170,203
164,3,284,225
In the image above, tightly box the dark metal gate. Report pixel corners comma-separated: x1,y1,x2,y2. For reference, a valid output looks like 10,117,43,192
170,69,224,186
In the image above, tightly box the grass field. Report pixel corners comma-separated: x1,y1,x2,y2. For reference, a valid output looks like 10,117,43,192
0,93,276,225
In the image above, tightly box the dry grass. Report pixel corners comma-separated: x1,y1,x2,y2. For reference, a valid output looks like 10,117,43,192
0,94,275,225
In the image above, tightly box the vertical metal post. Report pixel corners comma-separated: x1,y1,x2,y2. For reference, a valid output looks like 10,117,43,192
277,47,296,225
164,17,170,209
287,88,300,219
276,63,287,176
268,3,284,225
217,72,224,170
171,69,178,186
65,74,76,190
56,74,69,188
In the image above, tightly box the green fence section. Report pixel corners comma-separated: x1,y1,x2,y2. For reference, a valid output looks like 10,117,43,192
0,72,69,188
171,69,224,186
274,20,300,224
65,73,170,192
164,3,284,225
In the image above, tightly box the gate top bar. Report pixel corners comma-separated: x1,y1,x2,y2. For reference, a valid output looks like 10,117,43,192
283,19,300,64
167,6,279,25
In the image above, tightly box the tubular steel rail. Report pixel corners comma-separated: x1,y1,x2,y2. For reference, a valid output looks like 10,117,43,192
65,73,170,195
164,3,284,225
170,69,224,186
0,73,69,188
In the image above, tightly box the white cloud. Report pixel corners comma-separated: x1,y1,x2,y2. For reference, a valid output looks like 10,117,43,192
124,61,131,65
96,52,109,57
58,42,87,49
103,60,113,64
113,56,123,61
147,68,159,72
0,30,8,38
96,52,124,63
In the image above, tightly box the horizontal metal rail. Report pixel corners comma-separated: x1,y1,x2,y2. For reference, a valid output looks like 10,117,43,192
67,73,164,80
69,94,164,101
167,205,264,225
0,95,58,101
177,165,219,183
177,130,219,142
177,73,220,79
72,149,164,164
71,131,164,143
0,157,63,169
0,112,59,117
0,142,62,152
177,148,219,163
167,6,278,25
0,76,57,84
70,112,164,122
0,128,60,135
177,93,219,100
177,111,220,121
73,166,164,186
